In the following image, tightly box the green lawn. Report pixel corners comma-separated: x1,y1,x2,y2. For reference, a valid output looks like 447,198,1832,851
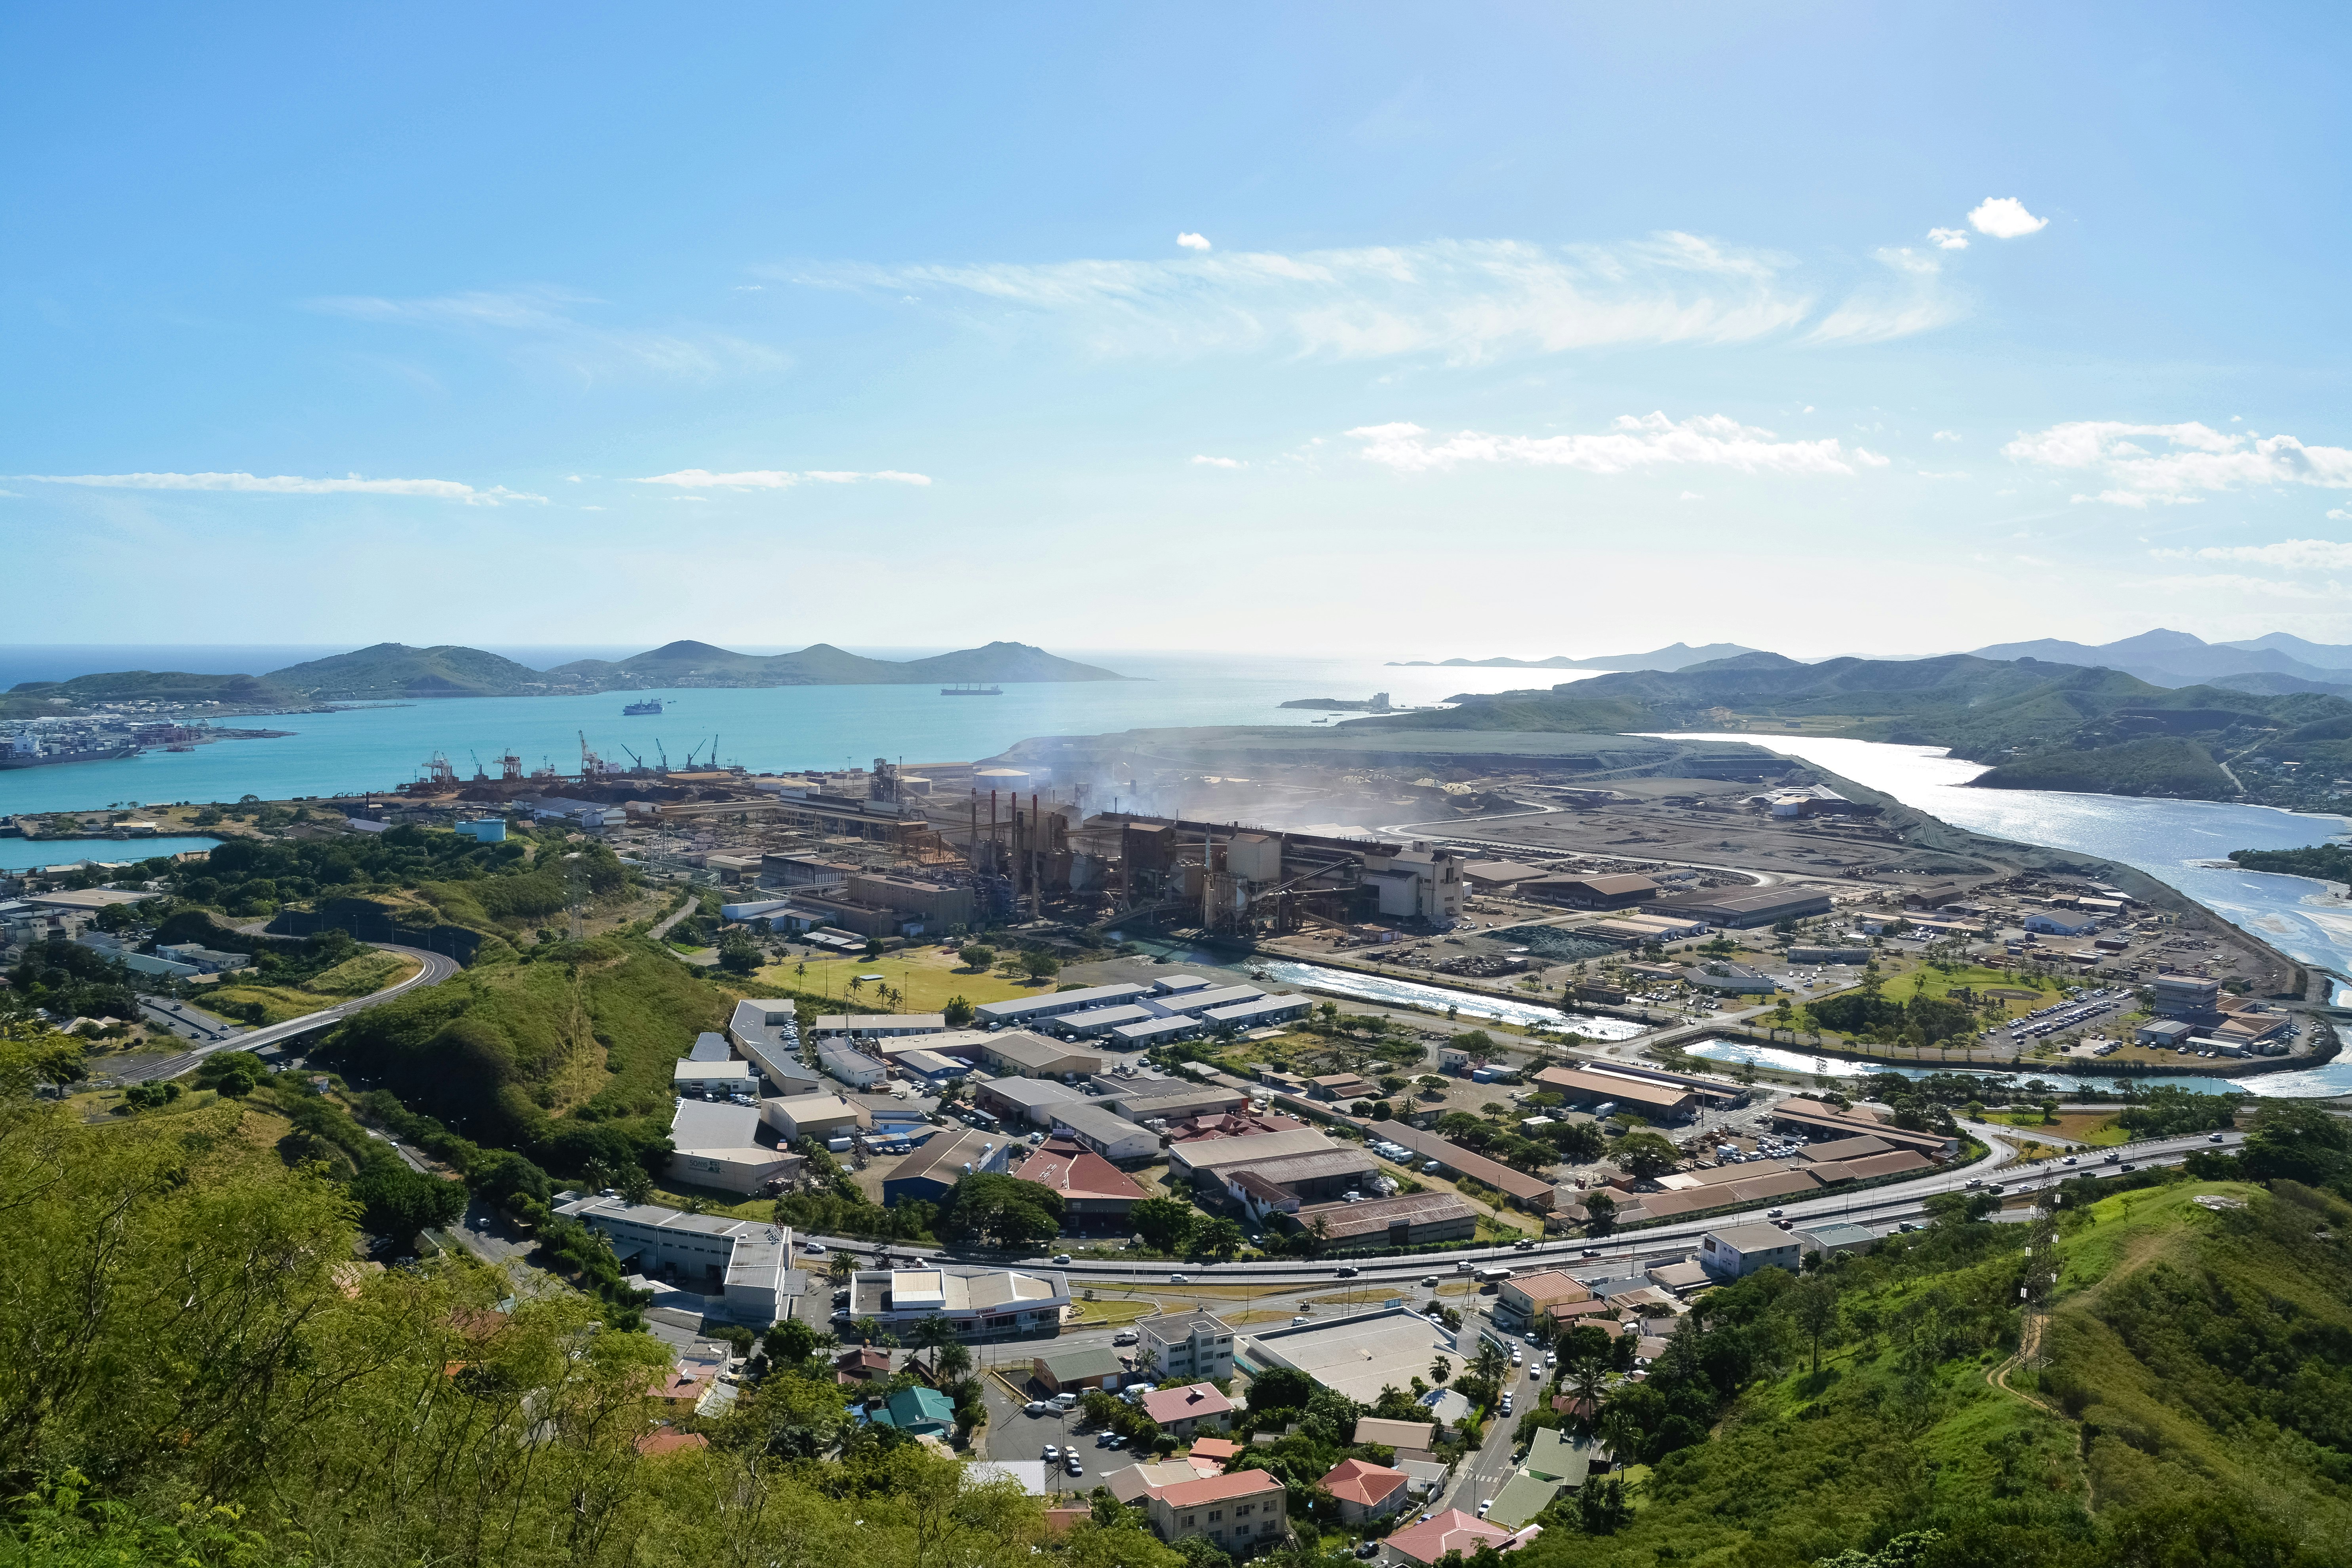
759,948,1042,1012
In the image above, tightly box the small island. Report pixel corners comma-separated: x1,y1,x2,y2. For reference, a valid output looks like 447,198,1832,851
1281,691,1395,712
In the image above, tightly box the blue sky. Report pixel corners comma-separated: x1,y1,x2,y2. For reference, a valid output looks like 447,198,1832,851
6,3,2352,659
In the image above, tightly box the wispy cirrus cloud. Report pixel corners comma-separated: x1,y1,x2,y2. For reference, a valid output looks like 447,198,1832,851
2004,420,2352,506
13,470,543,504
306,285,787,384
777,232,1961,364
634,468,932,490
1191,455,1243,469
1347,412,1888,477
2150,538,2352,570
1806,246,1964,346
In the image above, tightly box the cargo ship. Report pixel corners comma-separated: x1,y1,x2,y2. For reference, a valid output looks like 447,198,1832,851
1,734,140,770
623,698,664,715
940,683,1002,696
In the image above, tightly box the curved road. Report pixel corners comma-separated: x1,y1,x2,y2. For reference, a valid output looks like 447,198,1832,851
119,941,460,1084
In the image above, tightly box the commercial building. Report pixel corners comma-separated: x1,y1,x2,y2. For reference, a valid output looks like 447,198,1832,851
1355,1417,1435,1454
1682,962,1781,995
2136,1018,2196,1047
1138,1382,1234,1438
1461,861,1551,894
1089,1073,1248,1122
761,1094,866,1145
1698,1224,1803,1280
555,1194,794,1325
1641,887,1834,929
1033,1344,1128,1393
1368,1123,1556,1210
1516,873,1659,911
975,984,1149,1029
1166,1125,1340,1185
2024,910,2099,938
843,1264,1071,1339
1112,1014,1207,1048
1046,1102,1161,1164
1012,1136,1147,1230
892,1047,970,1086
1292,1192,1477,1251
1155,985,1268,1017
980,1030,1105,1081
727,999,824,1096
976,1076,1087,1126
1495,1270,1595,1329
1056,1004,1157,1038
1532,1065,1698,1121
1151,974,1218,996
1204,994,1313,1030
1142,1470,1289,1556
811,1013,947,1039
1321,1459,1411,1526
152,941,249,974
1139,1309,1237,1382
881,1127,1012,1205
1787,946,1872,965
1238,1308,1463,1406
667,1099,805,1195
817,1043,889,1090
2150,973,2223,1018
1767,1098,1954,1159
1796,1221,1879,1258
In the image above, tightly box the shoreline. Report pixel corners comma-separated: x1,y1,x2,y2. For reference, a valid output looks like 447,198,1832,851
1672,1021,2342,1084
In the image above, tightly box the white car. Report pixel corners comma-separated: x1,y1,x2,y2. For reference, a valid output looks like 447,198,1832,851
1053,1253,1073,1265
1025,1401,1053,1416
1476,1499,1492,1518
801,1241,828,1256
1043,1444,1060,1461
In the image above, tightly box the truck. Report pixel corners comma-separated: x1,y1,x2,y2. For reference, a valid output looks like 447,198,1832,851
1474,1267,1514,1285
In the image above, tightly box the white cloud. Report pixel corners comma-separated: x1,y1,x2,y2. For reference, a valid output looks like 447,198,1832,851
1917,470,1969,480
2330,508,2352,521
1933,430,1962,442
1968,197,2048,239
307,286,787,382
1176,232,1212,252
566,474,583,482
1191,455,1243,468
1347,412,1884,478
2004,419,2352,506
14,470,544,504
1806,247,1962,345
1927,227,1970,250
782,231,1961,363
633,468,932,490
0,489,18,498
2151,539,2352,571
1679,490,1703,500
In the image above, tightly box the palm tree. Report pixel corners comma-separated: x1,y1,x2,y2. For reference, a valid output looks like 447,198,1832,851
1598,1403,1643,1475
828,1252,858,1286
1428,1355,1452,1386
1470,1340,1507,1390
1564,1359,1607,1435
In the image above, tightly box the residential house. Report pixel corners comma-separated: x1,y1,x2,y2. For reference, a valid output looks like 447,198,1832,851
1381,1510,1539,1566
1320,1459,1411,1527
1033,1344,1128,1394
1013,1137,1147,1231
1139,1382,1233,1439
1143,1470,1289,1555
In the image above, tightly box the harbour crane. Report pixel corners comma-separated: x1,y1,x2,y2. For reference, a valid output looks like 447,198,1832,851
468,749,488,781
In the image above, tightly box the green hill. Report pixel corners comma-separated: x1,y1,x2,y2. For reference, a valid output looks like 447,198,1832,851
264,641,552,699
551,638,1126,687
1342,652,2352,801
2,667,303,714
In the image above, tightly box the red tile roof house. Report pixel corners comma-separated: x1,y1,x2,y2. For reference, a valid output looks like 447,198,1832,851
1320,1458,1411,1527
1139,1381,1236,1438
1382,1510,1543,1566
1143,1469,1290,1556
1014,1136,1149,1231
635,1429,709,1457
1189,1437,1241,1465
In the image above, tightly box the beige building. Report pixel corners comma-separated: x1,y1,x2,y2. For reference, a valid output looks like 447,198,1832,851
1144,1470,1288,1555
1495,1270,1595,1329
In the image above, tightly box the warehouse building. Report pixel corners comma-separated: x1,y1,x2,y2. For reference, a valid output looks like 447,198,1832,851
881,1127,1011,1205
975,984,1149,1029
980,1030,1104,1081
727,999,824,1097
1291,1192,1477,1250
556,1193,795,1325
1640,887,1834,928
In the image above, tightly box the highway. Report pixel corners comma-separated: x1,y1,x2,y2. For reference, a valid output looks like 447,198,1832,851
795,1127,2244,1289
118,942,461,1083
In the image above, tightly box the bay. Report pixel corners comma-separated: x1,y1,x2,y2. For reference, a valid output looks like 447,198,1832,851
0,652,1555,817
0,834,221,871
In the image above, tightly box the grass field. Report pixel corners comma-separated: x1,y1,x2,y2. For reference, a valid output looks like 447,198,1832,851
205,952,424,1024
757,946,1044,1012
1067,1298,1155,1326
1989,1110,2125,1146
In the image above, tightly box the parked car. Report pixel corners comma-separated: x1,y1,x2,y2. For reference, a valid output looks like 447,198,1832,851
1066,1457,1084,1477
1476,1499,1492,1518
1420,1275,1439,1288
1356,1541,1382,1558
1043,1445,1060,1461
1025,1401,1053,1416
801,1241,828,1255
1112,1329,1140,1345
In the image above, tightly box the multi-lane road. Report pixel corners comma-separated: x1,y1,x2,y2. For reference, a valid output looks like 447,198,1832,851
116,941,461,1083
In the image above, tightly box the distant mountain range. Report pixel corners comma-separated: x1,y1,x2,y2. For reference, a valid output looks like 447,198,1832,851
6,639,1127,708
1388,642,1762,673
1964,628,2352,692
